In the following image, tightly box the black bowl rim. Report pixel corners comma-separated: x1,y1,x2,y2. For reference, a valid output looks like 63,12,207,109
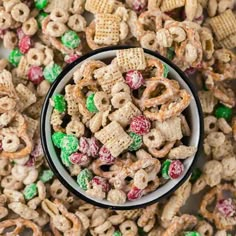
41,45,204,210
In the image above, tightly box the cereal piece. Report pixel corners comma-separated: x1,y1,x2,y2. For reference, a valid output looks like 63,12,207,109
86,93,98,113
22,18,38,36
215,104,232,121
116,48,147,72
3,31,18,50
60,135,79,155
107,189,126,204
66,118,85,138
185,0,198,21
36,11,48,28
27,66,44,85
69,152,90,166
61,30,81,49
125,70,144,90
16,84,37,112
94,14,120,45
133,169,148,189
198,91,217,114
52,131,66,148
168,145,197,159
2,134,20,152
130,115,151,135
65,85,80,116
23,183,38,200
232,117,236,141
77,168,93,190
50,8,69,23
219,33,236,49
111,92,131,109
127,187,143,201
94,64,124,93
0,11,12,30
206,131,225,147
154,117,183,142
95,121,132,157
143,128,164,148
109,102,141,127
68,14,86,32
89,112,103,133
51,94,66,113
44,0,73,12
11,3,30,23
209,10,236,41
204,115,218,134
85,0,114,14
27,48,45,66
99,145,115,164
25,116,38,139
128,132,142,151
217,118,232,134
160,0,185,12
94,92,110,112
39,169,54,183
0,97,16,113
8,48,23,67
111,82,130,95
35,0,48,10
43,62,62,83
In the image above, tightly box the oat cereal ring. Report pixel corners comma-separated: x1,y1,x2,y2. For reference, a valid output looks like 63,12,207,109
107,189,127,204
46,21,67,37
111,82,130,95
50,8,69,23
217,118,232,134
206,131,225,147
93,91,110,112
0,11,12,29
204,115,218,134
68,14,87,32
50,179,68,201
196,220,214,236
143,128,165,149
111,92,132,109
11,3,30,23
0,218,42,235
2,133,20,153
119,220,138,236
0,97,16,113
162,214,198,236
3,31,17,50
27,48,45,66
140,32,158,51
65,118,85,138
22,17,38,36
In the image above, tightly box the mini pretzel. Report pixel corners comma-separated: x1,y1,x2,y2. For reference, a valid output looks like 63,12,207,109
0,218,42,236
200,183,236,230
162,214,198,236
148,141,176,158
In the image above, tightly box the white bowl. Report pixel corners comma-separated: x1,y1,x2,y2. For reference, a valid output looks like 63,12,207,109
41,46,203,210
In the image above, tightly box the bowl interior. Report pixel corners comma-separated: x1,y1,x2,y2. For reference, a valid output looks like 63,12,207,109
41,48,202,209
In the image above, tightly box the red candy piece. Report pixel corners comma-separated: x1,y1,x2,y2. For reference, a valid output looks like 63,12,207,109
17,28,25,40
132,0,147,13
64,53,81,64
28,66,44,85
91,176,110,192
19,35,32,54
30,139,43,158
79,137,89,154
69,152,90,166
125,70,144,90
216,198,236,217
185,67,197,77
79,137,99,157
25,156,36,167
127,187,143,201
130,115,151,135
99,146,115,164
0,29,6,39
168,160,184,179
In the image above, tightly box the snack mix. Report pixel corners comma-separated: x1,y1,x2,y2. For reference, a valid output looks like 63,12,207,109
0,0,235,235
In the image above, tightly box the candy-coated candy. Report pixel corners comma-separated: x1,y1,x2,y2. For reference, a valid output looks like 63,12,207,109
39,169,54,183
51,94,66,113
130,115,151,135
79,137,89,154
161,159,171,179
19,35,32,54
64,53,80,64
36,11,48,28
215,105,232,121
128,132,142,151
216,198,236,217
167,47,175,60
127,186,143,201
43,63,62,83
91,176,110,192
185,67,197,77
86,93,98,113
77,168,93,190
8,48,23,67
183,232,201,236
23,183,38,200
190,168,202,183
163,64,169,78
138,227,145,236
61,30,81,49
113,231,122,236
69,152,90,166
52,132,66,148
28,66,44,85
125,70,144,90
60,135,79,155
25,156,36,167
87,137,100,157
16,28,25,40
35,0,48,10
60,151,71,167
132,0,147,13
31,139,43,158
99,146,115,164
168,160,184,179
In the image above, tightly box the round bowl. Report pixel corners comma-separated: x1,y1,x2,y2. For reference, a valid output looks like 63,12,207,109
41,46,203,210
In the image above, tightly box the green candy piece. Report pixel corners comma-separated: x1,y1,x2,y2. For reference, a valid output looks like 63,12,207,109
35,0,48,10
52,132,66,148
61,30,81,49
36,11,48,28
138,227,145,236
60,151,71,167
60,135,79,155
8,48,22,67
128,132,142,151
167,47,175,60
86,93,98,112
196,213,204,221
39,169,54,183
23,183,38,200
190,168,202,183
113,231,122,236
163,64,169,78
43,63,62,83
183,231,200,236
215,105,232,121
52,94,66,113
161,160,171,179
77,168,93,190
